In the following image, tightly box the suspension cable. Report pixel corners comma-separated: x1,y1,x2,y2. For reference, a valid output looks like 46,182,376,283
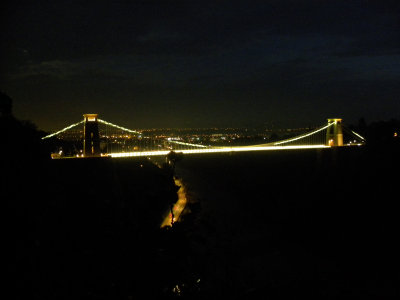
350,130,366,141
41,120,84,140
97,119,142,135
273,123,334,145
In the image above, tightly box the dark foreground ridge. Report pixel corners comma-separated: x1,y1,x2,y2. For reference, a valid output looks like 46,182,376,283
2,96,184,298
9,154,181,298
4,92,400,298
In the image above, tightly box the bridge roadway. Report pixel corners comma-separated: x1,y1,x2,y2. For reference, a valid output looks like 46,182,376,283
43,117,366,158
160,178,187,227
109,144,331,158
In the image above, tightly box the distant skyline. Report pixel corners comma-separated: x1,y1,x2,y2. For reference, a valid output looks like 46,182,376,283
1,0,399,131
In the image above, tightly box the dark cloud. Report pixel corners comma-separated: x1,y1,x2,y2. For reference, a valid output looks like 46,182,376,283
1,0,399,129
3,0,398,60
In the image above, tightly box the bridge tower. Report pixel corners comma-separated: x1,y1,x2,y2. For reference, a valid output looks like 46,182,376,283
83,114,101,157
326,118,343,146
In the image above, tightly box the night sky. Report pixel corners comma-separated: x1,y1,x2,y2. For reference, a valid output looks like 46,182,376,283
1,0,399,131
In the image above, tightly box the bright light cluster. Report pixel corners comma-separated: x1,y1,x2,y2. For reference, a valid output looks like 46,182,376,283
167,139,208,148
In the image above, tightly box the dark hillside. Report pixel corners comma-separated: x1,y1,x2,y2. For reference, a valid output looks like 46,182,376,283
173,146,400,298
2,111,179,298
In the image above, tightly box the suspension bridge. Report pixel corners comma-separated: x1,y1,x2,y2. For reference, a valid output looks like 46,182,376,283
42,114,366,158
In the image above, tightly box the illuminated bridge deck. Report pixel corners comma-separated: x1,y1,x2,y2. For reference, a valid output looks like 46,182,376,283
42,116,366,158
109,145,331,158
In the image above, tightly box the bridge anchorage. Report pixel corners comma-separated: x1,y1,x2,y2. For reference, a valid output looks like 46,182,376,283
42,115,366,158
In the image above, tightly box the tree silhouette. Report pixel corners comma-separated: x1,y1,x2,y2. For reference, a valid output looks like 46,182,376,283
166,151,184,174
0,91,12,117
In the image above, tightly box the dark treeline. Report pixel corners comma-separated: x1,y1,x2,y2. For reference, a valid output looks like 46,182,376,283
350,117,400,147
